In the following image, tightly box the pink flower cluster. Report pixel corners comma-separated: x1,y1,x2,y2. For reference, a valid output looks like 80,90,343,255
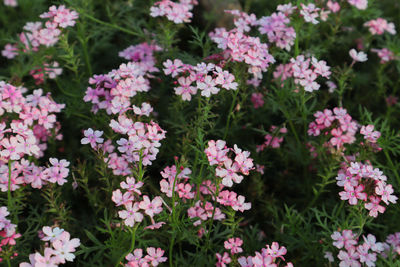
0,207,20,262
359,124,381,151
150,0,198,24
251,93,264,109
3,0,17,7
257,125,287,151
224,10,257,33
109,114,166,167
300,3,321,24
257,8,296,51
112,176,165,229
290,55,331,92
188,200,225,227
364,18,396,35
29,61,63,85
308,107,358,149
371,48,395,64
0,158,70,191
328,230,400,266
2,5,78,58
160,164,194,199
0,82,69,190
347,0,368,10
84,61,156,115
119,42,162,70
125,247,167,266
336,162,397,217
209,27,275,79
20,226,80,266
163,59,238,101
234,242,292,267
205,140,254,187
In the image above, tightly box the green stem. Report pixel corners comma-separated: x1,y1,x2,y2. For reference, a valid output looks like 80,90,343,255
81,12,140,37
384,149,400,186
7,160,13,217
116,225,138,267
169,164,182,267
223,89,239,140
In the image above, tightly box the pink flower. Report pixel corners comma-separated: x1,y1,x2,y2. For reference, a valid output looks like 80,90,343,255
339,184,367,205
118,202,143,226
300,3,320,24
364,18,396,35
371,48,395,64
197,75,219,97
251,93,264,109
139,195,163,217
375,182,397,205
224,237,243,254
364,196,385,217
347,0,368,10
349,49,368,62
327,1,340,13
163,59,184,77
144,247,167,266
337,247,360,267
81,128,104,148
216,252,231,267
267,242,287,260
175,76,197,101
331,230,357,249
1,43,18,59
51,231,80,263
4,0,17,7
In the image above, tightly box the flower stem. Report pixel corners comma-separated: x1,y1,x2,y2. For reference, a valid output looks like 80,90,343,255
223,89,239,140
116,225,138,267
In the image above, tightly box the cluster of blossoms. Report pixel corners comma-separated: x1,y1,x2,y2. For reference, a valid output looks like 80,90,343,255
0,207,20,263
29,61,63,85
163,59,238,101
109,113,166,168
216,240,292,267
203,140,253,212
82,114,166,173
256,5,296,51
84,40,161,115
371,48,395,64
300,3,323,24
0,82,70,190
250,92,264,109
290,55,331,92
209,24,275,79
84,61,157,115
336,162,397,217
205,140,254,187
308,107,358,149
112,176,165,229
160,164,195,200
125,247,167,266
364,18,396,35
327,230,400,266
20,226,80,266
3,0,17,7
150,0,198,24
273,54,331,92
1,158,70,191
257,126,288,151
1,5,78,59
118,42,162,71
347,0,368,10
